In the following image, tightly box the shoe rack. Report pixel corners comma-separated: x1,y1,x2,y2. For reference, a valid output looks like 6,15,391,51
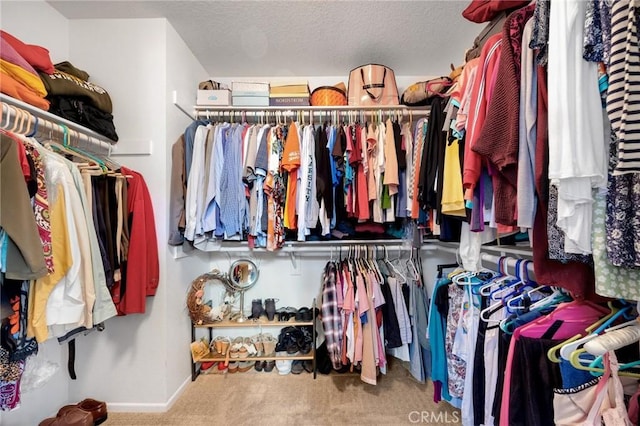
190,299,317,381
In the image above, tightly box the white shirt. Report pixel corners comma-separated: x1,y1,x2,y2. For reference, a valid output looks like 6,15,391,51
44,154,86,336
184,124,208,241
548,0,607,254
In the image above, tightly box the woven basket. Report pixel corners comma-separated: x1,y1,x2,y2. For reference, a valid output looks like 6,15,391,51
186,270,231,325
310,86,347,106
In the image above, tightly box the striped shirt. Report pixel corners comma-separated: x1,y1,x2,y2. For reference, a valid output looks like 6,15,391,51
606,0,640,175
321,262,343,370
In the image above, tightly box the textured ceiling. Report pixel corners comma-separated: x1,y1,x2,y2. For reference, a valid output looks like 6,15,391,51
47,1,481,77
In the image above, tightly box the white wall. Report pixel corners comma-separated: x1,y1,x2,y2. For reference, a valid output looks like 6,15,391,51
0,0,69,63
66,18,169,407
163,19,210,401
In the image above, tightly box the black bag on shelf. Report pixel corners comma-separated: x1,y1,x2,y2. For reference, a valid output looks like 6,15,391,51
48,96,119,142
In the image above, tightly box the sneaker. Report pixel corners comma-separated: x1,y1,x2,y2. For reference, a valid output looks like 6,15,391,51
263,360,276,373
238,361,253,373
275,352,291,375
291,360,304,374
302,360,314,373
200,361,216,374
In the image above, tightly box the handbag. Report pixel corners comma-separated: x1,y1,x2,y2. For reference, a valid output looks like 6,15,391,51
401,76,454,106
348,64,399,106
553,351,632,426
310,83,347,106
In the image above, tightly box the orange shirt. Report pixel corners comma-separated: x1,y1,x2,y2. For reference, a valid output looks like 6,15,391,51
281,122,300,229
0,70,49,110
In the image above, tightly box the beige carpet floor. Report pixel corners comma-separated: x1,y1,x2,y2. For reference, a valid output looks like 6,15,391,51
104,360,461,426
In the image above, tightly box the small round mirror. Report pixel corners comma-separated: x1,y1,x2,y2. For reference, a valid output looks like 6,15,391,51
229,259,259,290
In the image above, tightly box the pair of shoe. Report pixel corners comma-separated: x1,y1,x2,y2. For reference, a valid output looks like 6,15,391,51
295,307,313,322
39,399,107,426
201,361,226,375
211,336,231,355
276,326,313,355
254,360,276,372
250,298,278,321
228,360,253,373
229,337,258,359
275,307,298,322
291,360,313,374
275,352,292,375
251,333,277,356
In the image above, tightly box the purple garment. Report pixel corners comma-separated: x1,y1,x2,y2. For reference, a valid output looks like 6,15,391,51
395,170,408,218
470,170,492,232
0,37,38,76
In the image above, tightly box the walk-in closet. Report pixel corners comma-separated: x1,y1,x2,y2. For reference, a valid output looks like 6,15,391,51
1,1,638,425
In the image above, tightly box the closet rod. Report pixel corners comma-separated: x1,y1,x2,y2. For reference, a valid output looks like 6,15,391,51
202,239,419,253
0,94,115,156
193,105,430,119
194,105,430,112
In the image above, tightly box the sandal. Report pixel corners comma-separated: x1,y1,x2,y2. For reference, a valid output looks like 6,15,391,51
213,336,231,355
241,337,257,358
261,334,277,356
251,334,264,355
229,337,243,359
238,361,253,373
228,361,239,373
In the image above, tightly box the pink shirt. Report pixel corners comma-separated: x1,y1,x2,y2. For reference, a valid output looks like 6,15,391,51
499,302,610,425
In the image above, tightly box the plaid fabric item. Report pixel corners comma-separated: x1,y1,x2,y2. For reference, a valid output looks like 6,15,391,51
321,261,342,370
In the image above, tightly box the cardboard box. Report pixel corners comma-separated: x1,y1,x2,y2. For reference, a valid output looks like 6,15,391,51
197,89,231,106
232,81,269,97
269,96,310,106
232,96,270,107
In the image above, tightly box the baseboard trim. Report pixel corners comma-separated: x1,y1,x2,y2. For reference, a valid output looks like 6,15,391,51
108,376,190,413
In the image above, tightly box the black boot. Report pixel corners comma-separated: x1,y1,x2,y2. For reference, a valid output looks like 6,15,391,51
251,299,264,319
265,298,277,321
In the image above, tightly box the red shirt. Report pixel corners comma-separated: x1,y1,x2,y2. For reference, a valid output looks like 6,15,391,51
118,167,159,314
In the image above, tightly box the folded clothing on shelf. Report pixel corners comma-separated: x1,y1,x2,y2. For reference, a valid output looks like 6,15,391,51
48,96,119,142
40,62,113,114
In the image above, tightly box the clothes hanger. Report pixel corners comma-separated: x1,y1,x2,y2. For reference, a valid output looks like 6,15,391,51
583,321,640,357
547,303,618,363
570,347,640,379
44,124,106,172
480,286,512,323
478,257,510,295
512,286,562,310
405,253,420,281
488,265,524,300
9,107,26,133
385,248,407,284
26,116,39,138
559,305,636,361
589,354,640,377
0,104,10,129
